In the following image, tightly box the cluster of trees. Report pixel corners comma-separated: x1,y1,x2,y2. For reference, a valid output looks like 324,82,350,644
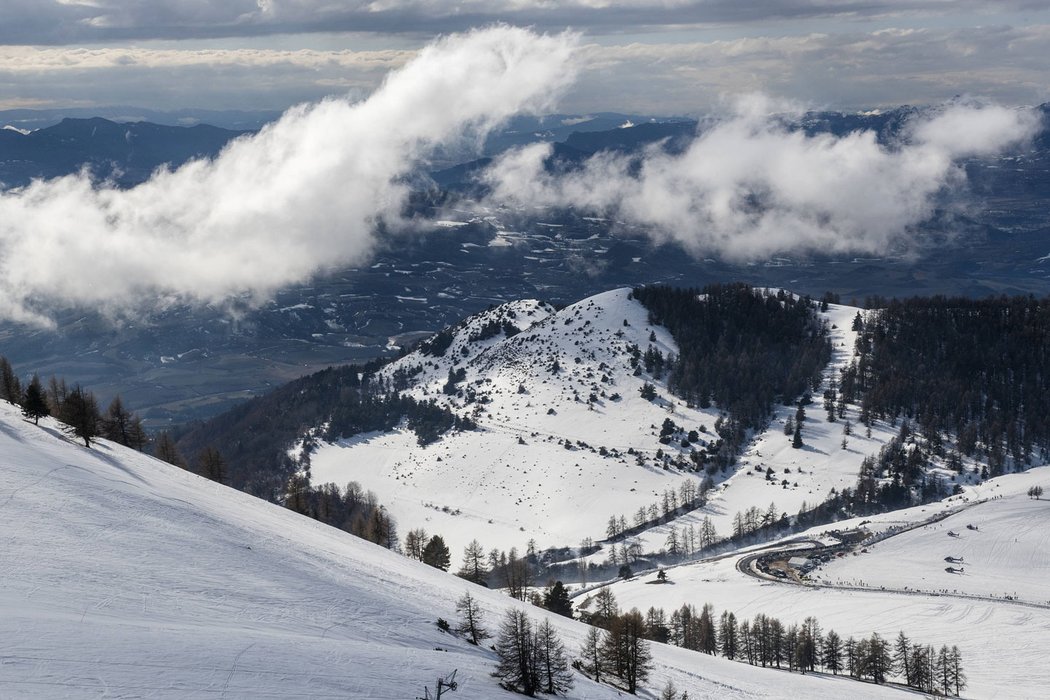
576,603,654,693
583,586,965,695
175,361,473,499
283,478,399,549
404,529,452,570
842,295,1050,475
853,427,953,511
604,479,710,543
493,609,574,696
632,284,831,434
1,356,147,450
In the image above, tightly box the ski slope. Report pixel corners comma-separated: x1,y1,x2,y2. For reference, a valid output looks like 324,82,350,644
601,468,1050,699
0,400,907,699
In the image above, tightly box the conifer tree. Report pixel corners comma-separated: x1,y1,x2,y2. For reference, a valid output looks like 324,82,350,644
823,629,843,675
153,431,185,468
0,356,21,405
422,535,451,571
454,592,489,645
601,609,652,694
534,617,573,694
579,626,603,683
60,385,101,447
495,609,538,695
457,539,488,584
21,374,49,425
102,396,148,449
543,581,573,618
195,446,228,484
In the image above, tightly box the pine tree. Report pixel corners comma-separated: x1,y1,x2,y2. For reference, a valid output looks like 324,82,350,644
422,535,452,571
543,581,573,618
792,422,804,449
454,592,489,645
495,609,538,695
153,431,185,468
823,629,843,675
534,617,573,694
0,356,21,405
59,384,100,447
601,609,652,694
894,631,911,685
195,446,228,484
21,374,49,425
457,539,488,584
579,626,603,684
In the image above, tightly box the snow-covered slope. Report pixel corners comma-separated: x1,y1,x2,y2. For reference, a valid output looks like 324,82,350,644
309,292,906,562
601,467,1050,699
0,400,905,698
813,467,1050,604
311,288,726,553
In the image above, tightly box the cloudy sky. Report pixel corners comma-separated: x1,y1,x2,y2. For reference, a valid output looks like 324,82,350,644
2,1,1049,114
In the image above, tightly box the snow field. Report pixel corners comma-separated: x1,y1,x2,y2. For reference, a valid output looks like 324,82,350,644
603,467,1050,699
0,400,906,698
311,288,727,554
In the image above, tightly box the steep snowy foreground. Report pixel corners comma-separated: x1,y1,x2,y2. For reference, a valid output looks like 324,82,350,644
0,401,905,698
603,467,1050,699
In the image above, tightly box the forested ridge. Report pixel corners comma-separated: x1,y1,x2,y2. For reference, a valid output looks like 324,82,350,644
176,361,472,499
633,284,831,432
842,295,1050,475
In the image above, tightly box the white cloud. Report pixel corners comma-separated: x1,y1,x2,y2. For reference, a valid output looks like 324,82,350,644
0,25,578,325
484,98,1041,261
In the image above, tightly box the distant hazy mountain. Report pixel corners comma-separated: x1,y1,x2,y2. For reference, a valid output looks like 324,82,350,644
0,117,247,188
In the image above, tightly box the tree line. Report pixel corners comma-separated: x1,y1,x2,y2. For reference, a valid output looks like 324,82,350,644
1,355,146,449
578,584,965,696
175,360,473,500
842,295,1050,476
632,284,831,435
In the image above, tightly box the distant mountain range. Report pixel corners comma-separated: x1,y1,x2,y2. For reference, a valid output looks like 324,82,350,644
0,117,248,188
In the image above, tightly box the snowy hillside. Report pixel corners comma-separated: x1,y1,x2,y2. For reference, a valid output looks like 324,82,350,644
813,467,1050,604
600,467,1050,699
311,288,727,553
309,291,907,563
0,400,907,698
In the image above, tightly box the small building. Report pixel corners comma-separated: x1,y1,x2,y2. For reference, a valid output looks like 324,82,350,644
787,556,811,570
